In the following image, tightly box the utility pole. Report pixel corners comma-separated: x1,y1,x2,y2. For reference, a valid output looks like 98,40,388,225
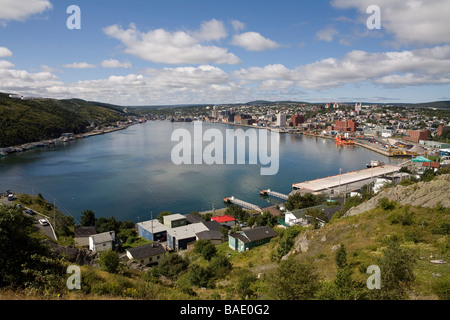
339,168,342,196
151,211,153,239
53,197,56,228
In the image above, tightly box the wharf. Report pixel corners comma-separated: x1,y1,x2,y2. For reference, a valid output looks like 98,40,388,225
260,189,289,200
224,196,263,213
292,164,402,194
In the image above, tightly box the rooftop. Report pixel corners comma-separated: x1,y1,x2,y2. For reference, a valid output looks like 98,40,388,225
137,219,168,234
90,231,115,244
211,215,236,223
230,226,277,243
163,213,186,222
74,226,97,238
168,222,209,240
126,243,165,260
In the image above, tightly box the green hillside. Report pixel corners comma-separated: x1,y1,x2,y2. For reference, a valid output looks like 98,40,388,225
0,173,449,300
0,93,128,148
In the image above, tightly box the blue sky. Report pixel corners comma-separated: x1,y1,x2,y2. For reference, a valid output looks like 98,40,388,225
1,0,450,105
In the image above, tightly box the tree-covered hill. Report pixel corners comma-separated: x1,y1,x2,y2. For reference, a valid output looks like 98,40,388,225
0,93,128,148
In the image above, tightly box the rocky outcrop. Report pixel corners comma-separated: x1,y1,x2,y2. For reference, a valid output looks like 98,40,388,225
344,174,450,218
294,230,310,253
45,240,98,266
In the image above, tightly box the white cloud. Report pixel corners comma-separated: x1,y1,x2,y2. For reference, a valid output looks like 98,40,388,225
62,62,97,69
0,0,52,22
316,26,338,42
101,59,132,69
332,0,450,46
233,45,450,89
0,60,14,69
103,21,241,65
233,64,292,81
142,65,229,88
231,20,246,32
231,32,280,51
0,47,13,57
193,19,228,41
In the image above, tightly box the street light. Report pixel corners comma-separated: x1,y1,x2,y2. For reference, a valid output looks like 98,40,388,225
339,168,342,195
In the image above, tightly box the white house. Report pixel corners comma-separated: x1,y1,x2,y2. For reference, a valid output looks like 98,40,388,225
126,242,166,266
373,178,390,194
89,231,115,253
284,209,308,227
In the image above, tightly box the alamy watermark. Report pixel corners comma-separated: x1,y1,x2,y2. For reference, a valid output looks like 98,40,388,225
171,121,280,176
366,265,381,290
66,5,81,30
66,265,81,290
367,5,381,30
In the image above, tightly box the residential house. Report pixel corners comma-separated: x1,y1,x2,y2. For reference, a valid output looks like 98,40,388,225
163,213,187,228
229,226,277,252
211,215,237,228
185,213,204,225
89,231,115,253
125,242,166,266
74,226,97,247
284,209,309,227
166,222,209,251
137,219,168,242
284,205,328,227
196,230,225,245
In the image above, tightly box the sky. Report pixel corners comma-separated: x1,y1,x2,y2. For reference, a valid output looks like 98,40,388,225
0,0,450,106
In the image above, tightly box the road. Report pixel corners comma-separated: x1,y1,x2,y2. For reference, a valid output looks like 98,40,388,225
0,196,57,241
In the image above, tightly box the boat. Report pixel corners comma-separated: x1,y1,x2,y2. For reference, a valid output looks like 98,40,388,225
335,134,355,145
366,160,384,168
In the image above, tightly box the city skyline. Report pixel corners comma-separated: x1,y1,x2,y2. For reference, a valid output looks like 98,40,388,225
1,0,450,105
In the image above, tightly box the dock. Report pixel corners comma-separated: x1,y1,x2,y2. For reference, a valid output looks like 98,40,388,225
224,197,262,213
292,164,402,194
260,189,289,200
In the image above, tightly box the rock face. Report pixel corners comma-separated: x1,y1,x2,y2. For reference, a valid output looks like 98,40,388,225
46,240,97,266
344,174,450,218
294,231,310,253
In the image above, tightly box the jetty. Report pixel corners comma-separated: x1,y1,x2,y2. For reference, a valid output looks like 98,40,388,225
292,164,402,194
260,189,289,200
224,196,262,213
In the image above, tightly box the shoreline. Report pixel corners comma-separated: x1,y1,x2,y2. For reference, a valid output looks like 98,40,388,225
0,123,135,157
208,120,399,158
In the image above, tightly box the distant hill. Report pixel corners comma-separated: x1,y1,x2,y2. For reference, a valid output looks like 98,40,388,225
411,101,450,110
0,93,128,148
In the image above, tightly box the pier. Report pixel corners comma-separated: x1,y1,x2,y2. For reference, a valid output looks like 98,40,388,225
260,189,289,201
292,164,402,194
224,196,262,213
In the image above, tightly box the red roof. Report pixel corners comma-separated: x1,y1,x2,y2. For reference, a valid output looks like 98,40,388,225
211,215,236,223
422,162,440,168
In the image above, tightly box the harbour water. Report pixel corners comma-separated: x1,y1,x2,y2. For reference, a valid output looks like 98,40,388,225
0,121,403,223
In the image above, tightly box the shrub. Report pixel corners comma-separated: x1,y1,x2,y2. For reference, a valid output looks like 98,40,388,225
158,253,189,279
432,278,450,300
208,255,232,278
379,197,396,211
201,243,217,261
399,179,416,186
98,250,120,274
432,221,450,235
186,265,213,288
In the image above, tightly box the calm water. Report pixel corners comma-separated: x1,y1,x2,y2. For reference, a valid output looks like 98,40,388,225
0,121,402,223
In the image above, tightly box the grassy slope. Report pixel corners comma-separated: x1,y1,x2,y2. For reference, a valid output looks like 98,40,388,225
1,179,449,300
0,93,127,148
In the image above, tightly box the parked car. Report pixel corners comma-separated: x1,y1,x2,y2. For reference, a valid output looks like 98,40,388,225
39,219,49,226
25,209,36,215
